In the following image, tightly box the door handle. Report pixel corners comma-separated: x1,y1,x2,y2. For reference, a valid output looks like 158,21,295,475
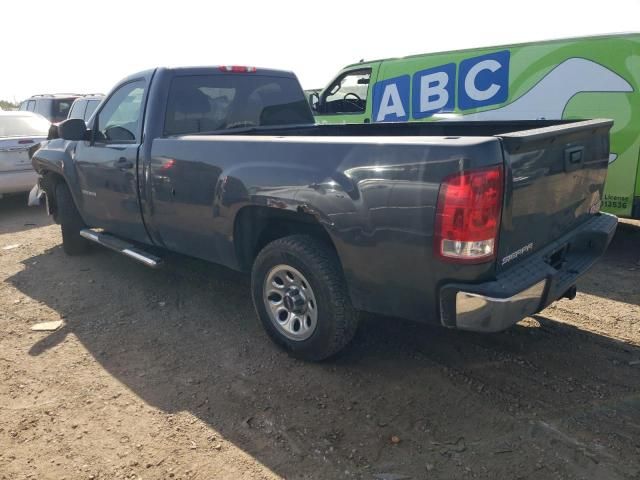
117,157,134,170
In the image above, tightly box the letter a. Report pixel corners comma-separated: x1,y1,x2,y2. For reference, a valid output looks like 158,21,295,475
376,84,406,122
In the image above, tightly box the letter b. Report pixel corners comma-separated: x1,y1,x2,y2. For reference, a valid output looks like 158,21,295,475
412,63,456,119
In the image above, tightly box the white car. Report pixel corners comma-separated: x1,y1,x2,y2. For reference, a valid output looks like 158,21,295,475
0,111,49,197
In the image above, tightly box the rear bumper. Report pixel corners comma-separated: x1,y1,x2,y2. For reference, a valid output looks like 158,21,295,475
439,212,618,332
0,169,38,195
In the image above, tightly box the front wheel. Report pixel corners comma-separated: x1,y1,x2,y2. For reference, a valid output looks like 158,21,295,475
251,235,359,361
55,182,90,255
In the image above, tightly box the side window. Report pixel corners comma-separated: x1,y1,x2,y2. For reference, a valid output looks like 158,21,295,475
84,100,100,121
68,100,87,120
26,100,36,112
95,81,145,143
320,69,371,115
35,99,51,117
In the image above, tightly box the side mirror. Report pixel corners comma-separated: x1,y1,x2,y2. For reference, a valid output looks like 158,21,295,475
309,92,320,112
57,118,90,141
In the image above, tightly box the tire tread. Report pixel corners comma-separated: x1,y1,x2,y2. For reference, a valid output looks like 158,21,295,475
252,234,358,361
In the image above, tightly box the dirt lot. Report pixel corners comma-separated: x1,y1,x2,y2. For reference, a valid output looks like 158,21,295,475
1,194,639,480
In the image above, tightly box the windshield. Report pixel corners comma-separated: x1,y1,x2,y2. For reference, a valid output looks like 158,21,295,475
0,115,50,137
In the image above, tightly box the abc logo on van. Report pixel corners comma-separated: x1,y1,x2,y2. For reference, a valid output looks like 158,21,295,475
372,50,510,122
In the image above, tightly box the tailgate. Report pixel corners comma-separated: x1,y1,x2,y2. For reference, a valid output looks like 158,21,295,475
496,119,613,272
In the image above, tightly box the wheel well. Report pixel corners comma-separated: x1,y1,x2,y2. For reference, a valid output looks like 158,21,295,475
234,206,337,271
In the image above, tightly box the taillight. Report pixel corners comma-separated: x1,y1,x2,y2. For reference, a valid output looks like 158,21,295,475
434,165,503,263
218,66,257,73
18,139,34,144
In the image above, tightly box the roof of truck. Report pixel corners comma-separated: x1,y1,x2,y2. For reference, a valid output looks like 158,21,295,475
125,66,297,79
170,65,295,75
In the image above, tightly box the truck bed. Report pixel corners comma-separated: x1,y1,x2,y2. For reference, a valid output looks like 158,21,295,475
178,118,613,270
142,118,613,323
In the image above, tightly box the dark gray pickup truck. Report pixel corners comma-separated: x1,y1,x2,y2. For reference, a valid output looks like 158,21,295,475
31,65,617,360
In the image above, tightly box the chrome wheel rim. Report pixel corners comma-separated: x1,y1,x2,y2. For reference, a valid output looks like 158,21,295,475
263,264,318,341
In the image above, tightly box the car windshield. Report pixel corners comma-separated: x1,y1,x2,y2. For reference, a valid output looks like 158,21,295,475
0,115,50,137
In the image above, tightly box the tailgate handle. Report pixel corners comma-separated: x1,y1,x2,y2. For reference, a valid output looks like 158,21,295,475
564,146,584,172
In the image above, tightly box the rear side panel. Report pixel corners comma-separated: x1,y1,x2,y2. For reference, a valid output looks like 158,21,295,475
144,134,504,323
496,119,613,272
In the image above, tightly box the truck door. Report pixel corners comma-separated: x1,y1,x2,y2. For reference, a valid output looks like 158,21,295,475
314,67,376,124
73,79,149,243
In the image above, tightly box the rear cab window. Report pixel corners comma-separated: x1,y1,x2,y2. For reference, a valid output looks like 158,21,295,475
52,99,74,121
163,73,314,136
0,115,50,137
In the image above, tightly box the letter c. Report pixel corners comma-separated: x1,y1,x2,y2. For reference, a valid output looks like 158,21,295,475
464,59,502,101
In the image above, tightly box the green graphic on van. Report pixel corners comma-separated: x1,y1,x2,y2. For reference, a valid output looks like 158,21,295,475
313,34,640,219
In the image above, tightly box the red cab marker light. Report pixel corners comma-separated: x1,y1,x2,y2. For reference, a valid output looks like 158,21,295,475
218,66,257,73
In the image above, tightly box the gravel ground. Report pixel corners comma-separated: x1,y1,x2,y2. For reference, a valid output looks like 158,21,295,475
1,193,639,480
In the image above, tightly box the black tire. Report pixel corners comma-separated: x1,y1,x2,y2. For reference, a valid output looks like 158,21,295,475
55,182,90,255
251,235,359,361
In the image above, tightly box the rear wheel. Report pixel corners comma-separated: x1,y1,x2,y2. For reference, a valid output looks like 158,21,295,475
55,182,90,255
251,235,359,361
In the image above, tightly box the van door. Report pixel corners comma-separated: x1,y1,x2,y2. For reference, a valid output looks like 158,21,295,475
314,66,378,124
